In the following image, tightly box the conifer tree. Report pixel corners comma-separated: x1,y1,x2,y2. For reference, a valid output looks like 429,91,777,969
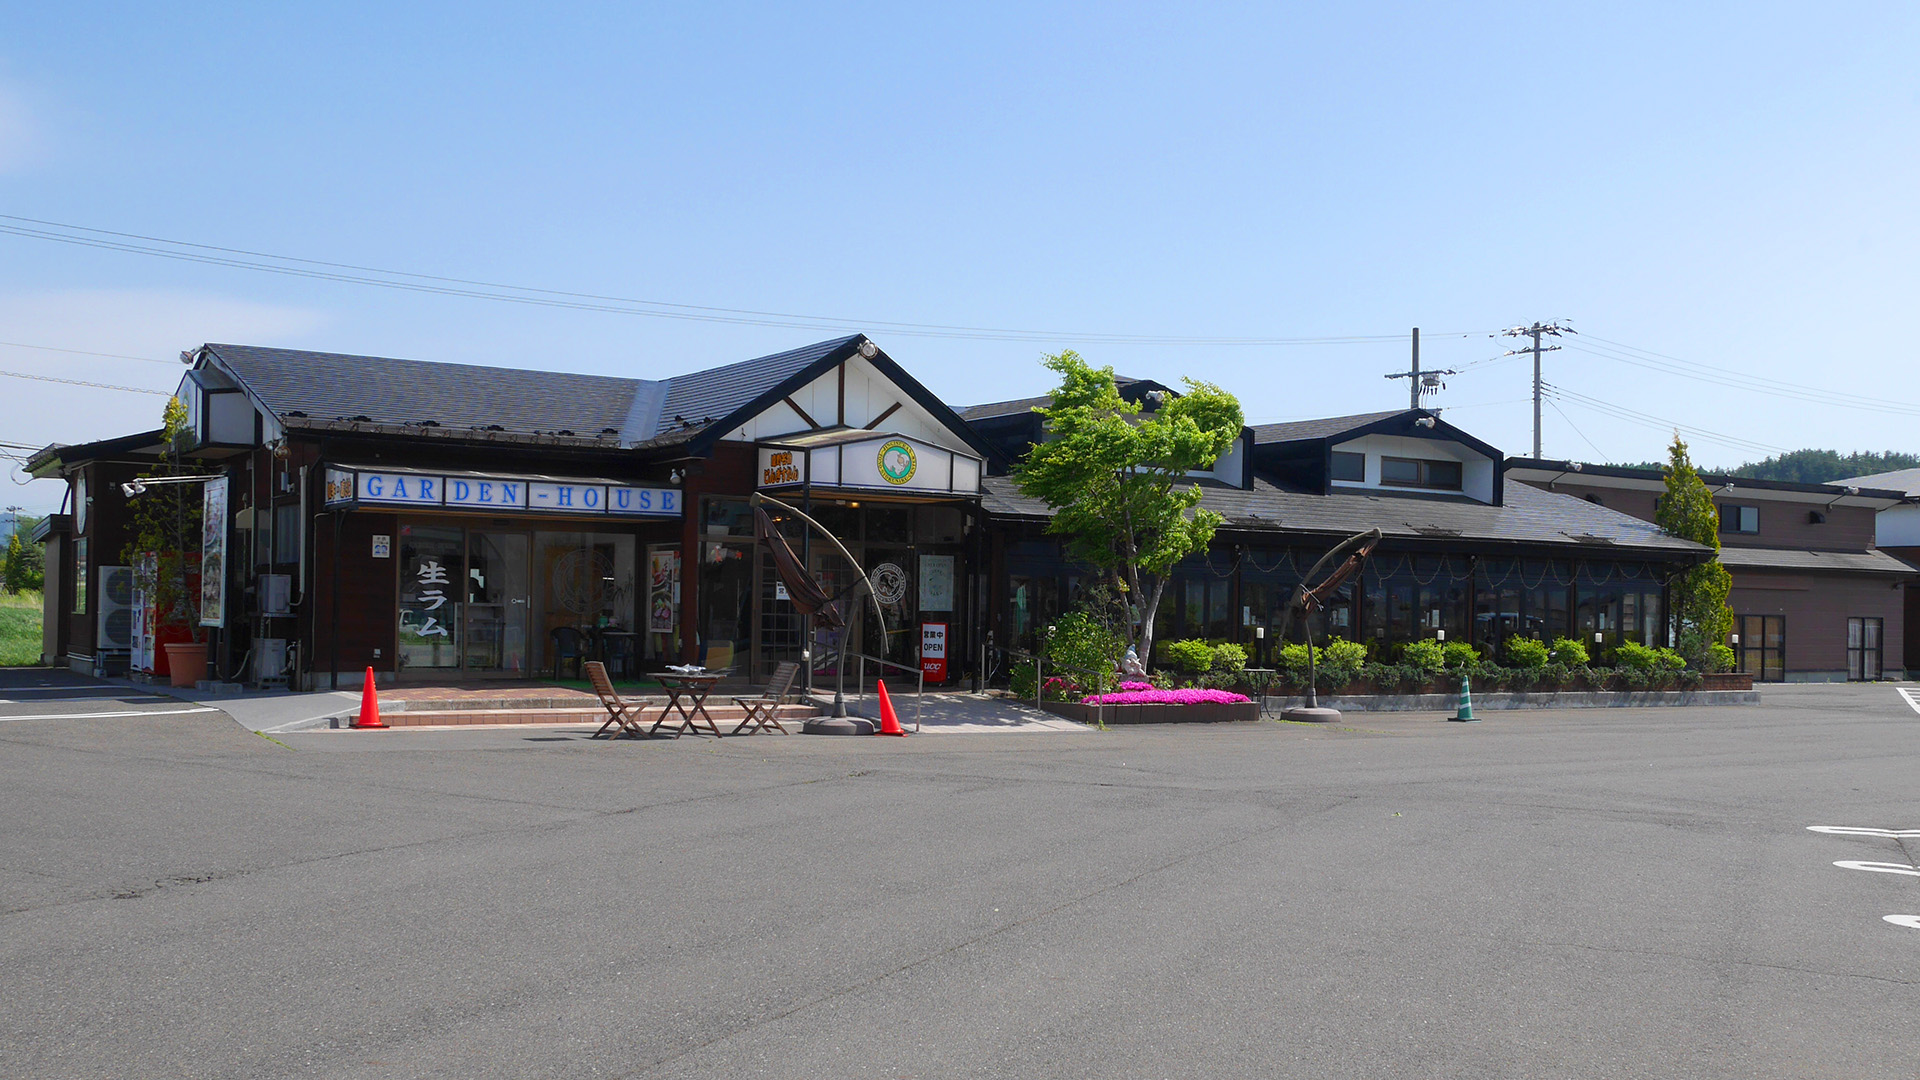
1655,434,1734,666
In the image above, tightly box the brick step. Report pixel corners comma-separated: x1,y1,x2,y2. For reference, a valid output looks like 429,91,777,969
365,704,822,728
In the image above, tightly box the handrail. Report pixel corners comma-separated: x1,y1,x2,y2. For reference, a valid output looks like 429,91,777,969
984,643,1109,730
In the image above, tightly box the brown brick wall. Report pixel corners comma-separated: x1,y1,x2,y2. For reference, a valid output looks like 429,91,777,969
1727,571,1905,678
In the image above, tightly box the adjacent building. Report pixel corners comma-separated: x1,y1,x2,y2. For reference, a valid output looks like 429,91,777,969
1505,460,1913,681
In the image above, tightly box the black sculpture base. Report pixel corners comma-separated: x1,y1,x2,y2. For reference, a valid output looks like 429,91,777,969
803,717,876,736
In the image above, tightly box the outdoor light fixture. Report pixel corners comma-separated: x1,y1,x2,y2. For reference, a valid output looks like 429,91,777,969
1413,415,1436,429
120,475,217,499
120,480,147,497
857,340,879,359
668,467,683,484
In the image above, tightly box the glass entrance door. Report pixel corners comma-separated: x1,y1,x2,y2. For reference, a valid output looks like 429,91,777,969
1848,617,1882,681
465,531,529,675
1735,614,1786,683
398,526,464,671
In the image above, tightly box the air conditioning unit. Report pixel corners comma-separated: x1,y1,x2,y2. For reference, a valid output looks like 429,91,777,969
260,573,291,615
97,566,134,652
253,638,288,685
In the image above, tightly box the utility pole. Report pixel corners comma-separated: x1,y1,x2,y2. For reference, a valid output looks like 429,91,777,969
1499,321,1575,458
1384,327,1456,410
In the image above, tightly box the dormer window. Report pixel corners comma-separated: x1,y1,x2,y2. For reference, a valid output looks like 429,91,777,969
1381,456,1463,491
1331,451,1366,482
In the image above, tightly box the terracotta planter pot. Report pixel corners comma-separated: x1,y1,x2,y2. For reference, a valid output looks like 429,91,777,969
163,642,207,688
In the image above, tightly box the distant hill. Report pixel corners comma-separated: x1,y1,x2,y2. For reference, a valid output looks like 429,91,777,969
1726,450,1920,484
1600,450,1920,484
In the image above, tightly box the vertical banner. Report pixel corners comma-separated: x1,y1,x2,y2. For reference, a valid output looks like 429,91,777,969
920,622,948,684
919,554,955,611
200,476,228,627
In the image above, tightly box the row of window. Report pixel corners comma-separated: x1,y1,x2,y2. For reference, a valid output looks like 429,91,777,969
1331,451,1464,491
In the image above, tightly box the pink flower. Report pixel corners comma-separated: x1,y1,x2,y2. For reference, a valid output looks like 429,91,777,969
1080,688,1252,705
1118,681,1155,692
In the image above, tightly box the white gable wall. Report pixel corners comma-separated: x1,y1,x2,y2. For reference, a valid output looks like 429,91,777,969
1329,433,1496,503
722,356,972,452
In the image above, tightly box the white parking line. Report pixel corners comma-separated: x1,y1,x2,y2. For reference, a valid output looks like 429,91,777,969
1808,825,1920,838
0,707,222,722
1833,860,1920,878
1896,687,1920,715
1884,915,1920,930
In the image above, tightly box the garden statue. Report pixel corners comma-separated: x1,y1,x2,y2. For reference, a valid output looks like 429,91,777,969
1120,645,1148,679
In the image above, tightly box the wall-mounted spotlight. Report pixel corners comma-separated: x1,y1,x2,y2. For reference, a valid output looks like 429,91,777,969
1413,415,1436,429
857,340,879,359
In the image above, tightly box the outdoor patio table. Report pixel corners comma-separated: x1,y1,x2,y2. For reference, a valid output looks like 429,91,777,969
652,672,724,737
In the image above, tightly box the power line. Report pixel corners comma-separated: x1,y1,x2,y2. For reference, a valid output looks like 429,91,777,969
1500,321,1576,459
0,213,1494,348
1564,337,1920,417
0,369,169,396
0,340,176,366
1543,382,1788,457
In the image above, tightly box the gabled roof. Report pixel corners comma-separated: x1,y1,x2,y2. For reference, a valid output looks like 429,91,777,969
1248,410,1406,444
1716,547,1917,576
25,428,171,478
959,375,1176,421
206,343,644,439
981,473,1705,556
192,335,993,460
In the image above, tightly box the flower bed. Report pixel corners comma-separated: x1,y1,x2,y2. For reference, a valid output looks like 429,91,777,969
1080,687,1251,706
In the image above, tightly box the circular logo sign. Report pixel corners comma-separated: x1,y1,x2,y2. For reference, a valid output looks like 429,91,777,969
877,439,917,485
872,562,909,606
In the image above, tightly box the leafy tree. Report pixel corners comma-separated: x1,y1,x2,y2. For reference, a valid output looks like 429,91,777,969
1730,448,1920,484
119,397,210,640
1655,435,1734,665
3,518,44,593
1014,350,1243,663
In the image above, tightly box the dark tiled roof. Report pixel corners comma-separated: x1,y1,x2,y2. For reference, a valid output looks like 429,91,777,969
657,335,858,429
959,395,1051,420
1715,547,1916,575
25,428,170,476
1248,410,1406,444
1512,458,1909,501
208,344,644,438
982,473,1705,555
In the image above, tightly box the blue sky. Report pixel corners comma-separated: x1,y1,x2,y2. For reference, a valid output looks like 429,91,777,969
1,3,1916,510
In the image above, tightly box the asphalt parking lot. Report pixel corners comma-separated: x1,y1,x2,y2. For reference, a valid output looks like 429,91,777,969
2,672,1916,1079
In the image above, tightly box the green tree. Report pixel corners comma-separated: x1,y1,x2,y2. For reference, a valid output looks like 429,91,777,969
1013,350,1243,662
119,397,209,640
1655,435,1733,665
3,519,44,593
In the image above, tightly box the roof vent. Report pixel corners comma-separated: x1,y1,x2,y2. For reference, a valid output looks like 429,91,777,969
554,429,575,437
285,410,307,418
348,415,372,423
1410,525,1461,538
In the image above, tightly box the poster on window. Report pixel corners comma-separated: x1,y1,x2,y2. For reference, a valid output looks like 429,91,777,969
648,548,681,633
199,476,228,627
919,554,955,612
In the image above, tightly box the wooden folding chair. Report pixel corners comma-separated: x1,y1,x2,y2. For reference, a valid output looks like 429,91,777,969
729,661,800,735
585,661,649,739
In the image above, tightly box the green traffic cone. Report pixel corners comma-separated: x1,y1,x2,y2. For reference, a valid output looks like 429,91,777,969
1450,673,1478,722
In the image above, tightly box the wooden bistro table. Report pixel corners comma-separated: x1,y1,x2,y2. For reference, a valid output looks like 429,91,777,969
651,671,725,738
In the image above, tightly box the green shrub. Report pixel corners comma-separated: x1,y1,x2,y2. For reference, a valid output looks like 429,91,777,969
1278,637,1369,689
1505,636,1550,669
1212,642,1249,673
1705,643,1736,673
1400,638,1445,673
1045,611,1123,693
1549,637,1590,667
1010,660,1039,699
1612,641,1662,673
1441,641,1481,671
1164,638,1216,678
1538,662,1573,688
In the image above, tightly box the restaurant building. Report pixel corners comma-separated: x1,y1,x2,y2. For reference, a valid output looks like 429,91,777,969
32,337,1720,690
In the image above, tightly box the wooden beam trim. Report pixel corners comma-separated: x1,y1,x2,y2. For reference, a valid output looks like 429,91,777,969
784,395,822,430
864,401,903,430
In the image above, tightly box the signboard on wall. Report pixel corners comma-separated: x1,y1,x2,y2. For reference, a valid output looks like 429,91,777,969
322,466,681,518
199,476,228,627
754,433,983,496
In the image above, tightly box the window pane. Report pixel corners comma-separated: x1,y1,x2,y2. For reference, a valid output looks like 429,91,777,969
1331,451,1365,482
1428,460,1463,490
1381,458,1421,485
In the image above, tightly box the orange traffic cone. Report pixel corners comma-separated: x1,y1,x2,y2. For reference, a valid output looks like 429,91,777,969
350,666,388,729
875,679,907,736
